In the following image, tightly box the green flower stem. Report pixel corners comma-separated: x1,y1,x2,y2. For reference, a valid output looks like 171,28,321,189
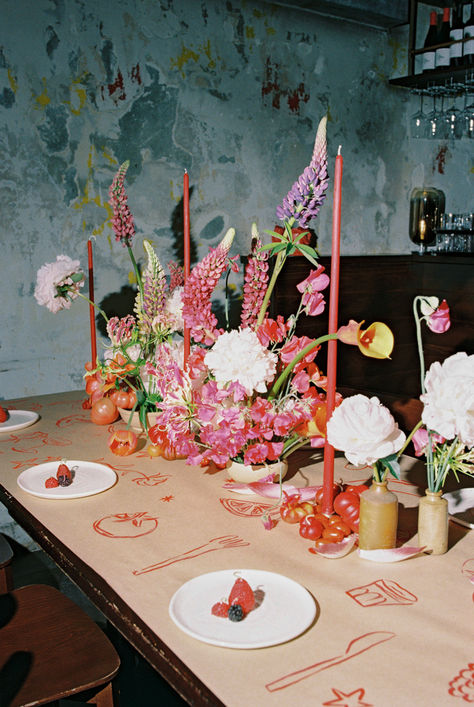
397,419,424,458
127,244,144,303
268,333,337,400
255,215,297,327
281,434,310,459
75,291,109,323
413,295,436,491
256,249,286,327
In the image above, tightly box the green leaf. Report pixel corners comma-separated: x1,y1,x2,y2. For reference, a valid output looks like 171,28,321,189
263,229,286,241
70,272,84,283
380,454,401,480
259,242,280,251
297,244,320,267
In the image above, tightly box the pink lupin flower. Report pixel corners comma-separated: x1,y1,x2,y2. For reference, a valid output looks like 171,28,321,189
182,228,235,345
168,261,184,293
108,161,136,247
240,224,270,329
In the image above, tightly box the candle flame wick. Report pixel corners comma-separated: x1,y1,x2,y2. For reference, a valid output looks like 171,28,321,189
337,145,342,155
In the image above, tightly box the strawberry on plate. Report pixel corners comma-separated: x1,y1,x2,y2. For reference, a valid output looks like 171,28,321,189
0,406,8,423
228,576,256,615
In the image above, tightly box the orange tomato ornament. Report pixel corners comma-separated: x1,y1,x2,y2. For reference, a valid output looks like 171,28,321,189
108,429,138,456
90,397,119,425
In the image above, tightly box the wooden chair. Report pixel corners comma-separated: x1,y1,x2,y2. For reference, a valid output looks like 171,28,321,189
0,533,120,707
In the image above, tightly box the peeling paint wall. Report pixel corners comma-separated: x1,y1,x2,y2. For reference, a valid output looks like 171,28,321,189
1,0,472,399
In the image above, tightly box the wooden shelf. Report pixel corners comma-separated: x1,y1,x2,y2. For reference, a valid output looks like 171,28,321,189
390,65,472,90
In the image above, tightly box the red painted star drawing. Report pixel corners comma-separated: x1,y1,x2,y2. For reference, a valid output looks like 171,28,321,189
323,687,373,707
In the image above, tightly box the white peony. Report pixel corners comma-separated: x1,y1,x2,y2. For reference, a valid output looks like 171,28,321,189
421,352,474,447
204,328,277,396
34,255,84,313
326,394,406,466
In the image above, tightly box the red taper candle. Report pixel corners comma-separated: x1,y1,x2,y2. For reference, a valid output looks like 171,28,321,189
87,239,97,366
322,146,343,516
183,170,191,367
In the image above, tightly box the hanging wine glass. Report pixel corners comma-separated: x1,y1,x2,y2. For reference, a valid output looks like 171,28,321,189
410,91,429,139
444,96,461,140
465,93,474,139
434,93,449,140
427,93,439,139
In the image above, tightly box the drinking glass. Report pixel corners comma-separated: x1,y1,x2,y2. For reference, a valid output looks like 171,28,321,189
444,99,461,140
410,92,429,139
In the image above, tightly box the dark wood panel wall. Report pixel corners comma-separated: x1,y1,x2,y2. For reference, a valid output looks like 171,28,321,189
271,255,474,432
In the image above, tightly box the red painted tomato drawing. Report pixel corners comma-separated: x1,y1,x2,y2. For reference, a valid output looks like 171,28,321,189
93,512,158,538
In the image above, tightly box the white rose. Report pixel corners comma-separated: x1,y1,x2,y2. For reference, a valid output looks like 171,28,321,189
204,328,277,396
421,352,474,447
326,395,406,466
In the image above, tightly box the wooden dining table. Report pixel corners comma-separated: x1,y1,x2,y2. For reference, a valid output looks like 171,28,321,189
1,390,473,706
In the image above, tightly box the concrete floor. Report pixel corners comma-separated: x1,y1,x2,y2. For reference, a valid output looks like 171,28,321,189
4,534,187,707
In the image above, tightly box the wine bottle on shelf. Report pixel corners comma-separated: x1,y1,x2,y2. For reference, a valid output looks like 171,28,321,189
450,1,464,66
464,2,474,66
422,11,438,73
435,7,451,70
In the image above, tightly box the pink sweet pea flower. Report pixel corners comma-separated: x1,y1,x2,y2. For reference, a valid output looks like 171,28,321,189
256,315,288,347
427,299,451,334
412,428,446,457
296,266,329,317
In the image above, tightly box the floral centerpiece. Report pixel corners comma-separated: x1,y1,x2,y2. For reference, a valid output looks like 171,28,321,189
34,115,394,479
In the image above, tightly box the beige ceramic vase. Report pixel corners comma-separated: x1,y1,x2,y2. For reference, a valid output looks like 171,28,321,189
358,480,398,550
417,489,448,555
225,459,288,484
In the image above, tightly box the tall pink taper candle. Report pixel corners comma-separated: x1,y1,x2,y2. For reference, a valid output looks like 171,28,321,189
322,146,343,516
87,239,97,366
183,170,191,367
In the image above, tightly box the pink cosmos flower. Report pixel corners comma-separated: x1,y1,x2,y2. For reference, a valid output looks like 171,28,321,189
296,266,330,316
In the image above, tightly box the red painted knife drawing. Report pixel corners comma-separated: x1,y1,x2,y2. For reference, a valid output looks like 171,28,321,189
265,630,396,692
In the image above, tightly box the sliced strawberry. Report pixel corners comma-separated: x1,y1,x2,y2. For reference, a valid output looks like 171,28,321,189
0,406,8,423
228,577,255,614
211,601,230,618
45,476,59,488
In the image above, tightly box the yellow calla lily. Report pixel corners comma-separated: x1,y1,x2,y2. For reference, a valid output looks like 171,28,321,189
338,319,394,359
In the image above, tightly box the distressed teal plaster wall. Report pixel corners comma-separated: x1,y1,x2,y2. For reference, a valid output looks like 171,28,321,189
0,0,472,399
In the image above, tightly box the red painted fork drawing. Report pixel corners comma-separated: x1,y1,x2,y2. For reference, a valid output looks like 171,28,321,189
132,534,250,575
266,630,396,692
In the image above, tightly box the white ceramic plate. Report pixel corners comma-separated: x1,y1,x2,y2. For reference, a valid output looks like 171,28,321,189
17,460,117,500
169,569,316,649
444,488,474,529
0,410,39,432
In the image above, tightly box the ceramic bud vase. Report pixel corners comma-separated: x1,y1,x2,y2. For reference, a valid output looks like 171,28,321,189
225,459,288,484
358,480,398,550
417,490,448,555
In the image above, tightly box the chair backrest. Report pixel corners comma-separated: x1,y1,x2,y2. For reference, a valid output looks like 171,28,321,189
0,533,14,593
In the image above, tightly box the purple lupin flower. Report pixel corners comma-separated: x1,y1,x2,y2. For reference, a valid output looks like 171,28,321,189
276,116,329,228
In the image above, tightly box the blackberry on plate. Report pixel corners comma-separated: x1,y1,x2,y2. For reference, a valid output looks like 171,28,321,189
228,604,244,622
